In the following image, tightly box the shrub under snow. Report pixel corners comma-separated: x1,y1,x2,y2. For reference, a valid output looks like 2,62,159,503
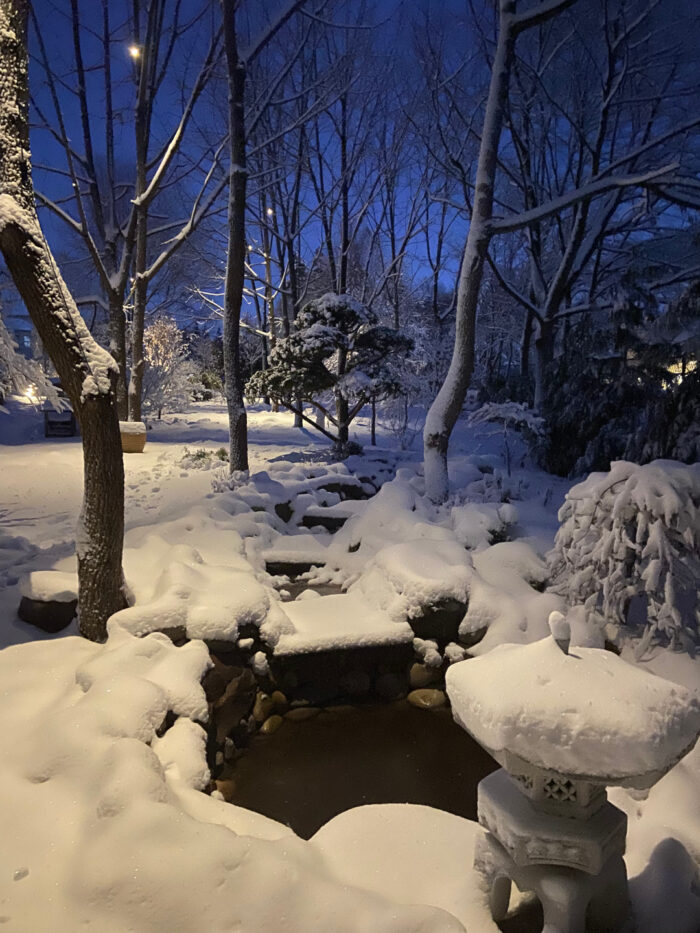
549,460,700,653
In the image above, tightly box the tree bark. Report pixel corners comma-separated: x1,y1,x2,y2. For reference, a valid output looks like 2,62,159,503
533,317,555,411
520,305,533,384
423,0,517,502
222,0,249,472
0,0,126,640
108,290,128,419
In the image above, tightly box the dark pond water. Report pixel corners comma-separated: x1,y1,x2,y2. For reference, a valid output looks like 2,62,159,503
228,700,542,933
227,699,543,931
229,700,497,838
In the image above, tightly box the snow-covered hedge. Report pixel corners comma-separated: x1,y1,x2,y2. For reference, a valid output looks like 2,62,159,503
549,460,700,653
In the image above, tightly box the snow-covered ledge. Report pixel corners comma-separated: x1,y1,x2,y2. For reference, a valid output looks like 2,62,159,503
446,611,700,932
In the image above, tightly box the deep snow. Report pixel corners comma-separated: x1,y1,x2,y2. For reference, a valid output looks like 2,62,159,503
1,397,699,932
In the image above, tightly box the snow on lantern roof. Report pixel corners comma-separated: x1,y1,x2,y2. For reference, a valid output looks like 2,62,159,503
446,635,700,787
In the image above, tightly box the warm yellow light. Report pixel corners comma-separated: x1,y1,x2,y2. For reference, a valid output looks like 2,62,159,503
266,207,274,216
128,45,141,59
24,384,39,404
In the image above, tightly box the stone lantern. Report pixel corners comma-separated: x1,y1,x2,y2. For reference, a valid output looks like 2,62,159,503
445,615,700,933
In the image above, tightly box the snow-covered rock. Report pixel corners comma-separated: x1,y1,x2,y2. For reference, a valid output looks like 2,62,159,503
19,571,78,602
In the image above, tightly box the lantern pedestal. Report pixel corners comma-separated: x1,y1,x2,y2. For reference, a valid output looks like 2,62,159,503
475,769,629,931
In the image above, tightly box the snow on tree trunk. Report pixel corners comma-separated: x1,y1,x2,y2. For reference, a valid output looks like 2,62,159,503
222,0,249,473
423,0,517,503
128,41,151,424
108,290,128,419
0,0,126,641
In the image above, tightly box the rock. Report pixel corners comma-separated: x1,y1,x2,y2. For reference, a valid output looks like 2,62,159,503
223,737,236,761
407,688,447,710
274,501,294,523
17,596,77,633
339,670,371,696
300,513,348,533
202,655,237,704
265,559,324,577
211,668,257,744
409,598,468,645
284,706,320,722
214,779,236,802
260,714,284,735
270,690,288,711
375,672,405,700
409,662,438,689
159,625,188,645
253,692,275,723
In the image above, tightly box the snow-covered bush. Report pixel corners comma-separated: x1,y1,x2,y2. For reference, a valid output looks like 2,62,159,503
549,460,700,653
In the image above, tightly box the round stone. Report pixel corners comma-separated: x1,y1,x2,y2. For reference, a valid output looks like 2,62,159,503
409,662,437,689
253,692,275,722
284,706,320,722
259,714,284,735
407,688,446,710
270,690,288,710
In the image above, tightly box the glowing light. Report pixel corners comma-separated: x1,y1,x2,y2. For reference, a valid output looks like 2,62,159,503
128,45,141,59
24,384,39,404
266,207,274,216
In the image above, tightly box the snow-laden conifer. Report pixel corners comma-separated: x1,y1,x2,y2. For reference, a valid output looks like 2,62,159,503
549,460,700,654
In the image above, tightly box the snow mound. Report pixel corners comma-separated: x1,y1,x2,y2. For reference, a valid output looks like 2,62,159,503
19,570,78,602
0,625,463,933
451,502,516,550
111,520,291,645
276,592,413,654
460,541,562,652
350,539,472,622
311,804,499,932
446,635,700,785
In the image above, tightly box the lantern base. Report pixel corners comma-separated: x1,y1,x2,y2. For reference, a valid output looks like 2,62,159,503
475,832,629,932
475,769,630,932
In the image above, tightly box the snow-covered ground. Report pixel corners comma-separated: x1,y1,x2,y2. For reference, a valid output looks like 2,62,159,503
1,397,698,932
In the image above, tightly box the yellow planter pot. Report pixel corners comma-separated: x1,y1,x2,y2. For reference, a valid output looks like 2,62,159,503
119,422,147,453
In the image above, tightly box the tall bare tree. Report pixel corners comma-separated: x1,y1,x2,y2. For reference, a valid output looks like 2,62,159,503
0,0,126,640
31,0,223,420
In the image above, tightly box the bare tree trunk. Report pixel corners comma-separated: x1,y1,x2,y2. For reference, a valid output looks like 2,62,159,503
128,3,152,423
222,0,249,472
129,209,147,422
520,305,533,385
0,0,126,640
335,345,349,444
423,1,517,502
533,317,555,411
109,290,129,419
370,396,376,446
422,0,576,501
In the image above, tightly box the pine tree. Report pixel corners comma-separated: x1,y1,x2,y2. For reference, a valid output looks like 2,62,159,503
247,293,411,447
